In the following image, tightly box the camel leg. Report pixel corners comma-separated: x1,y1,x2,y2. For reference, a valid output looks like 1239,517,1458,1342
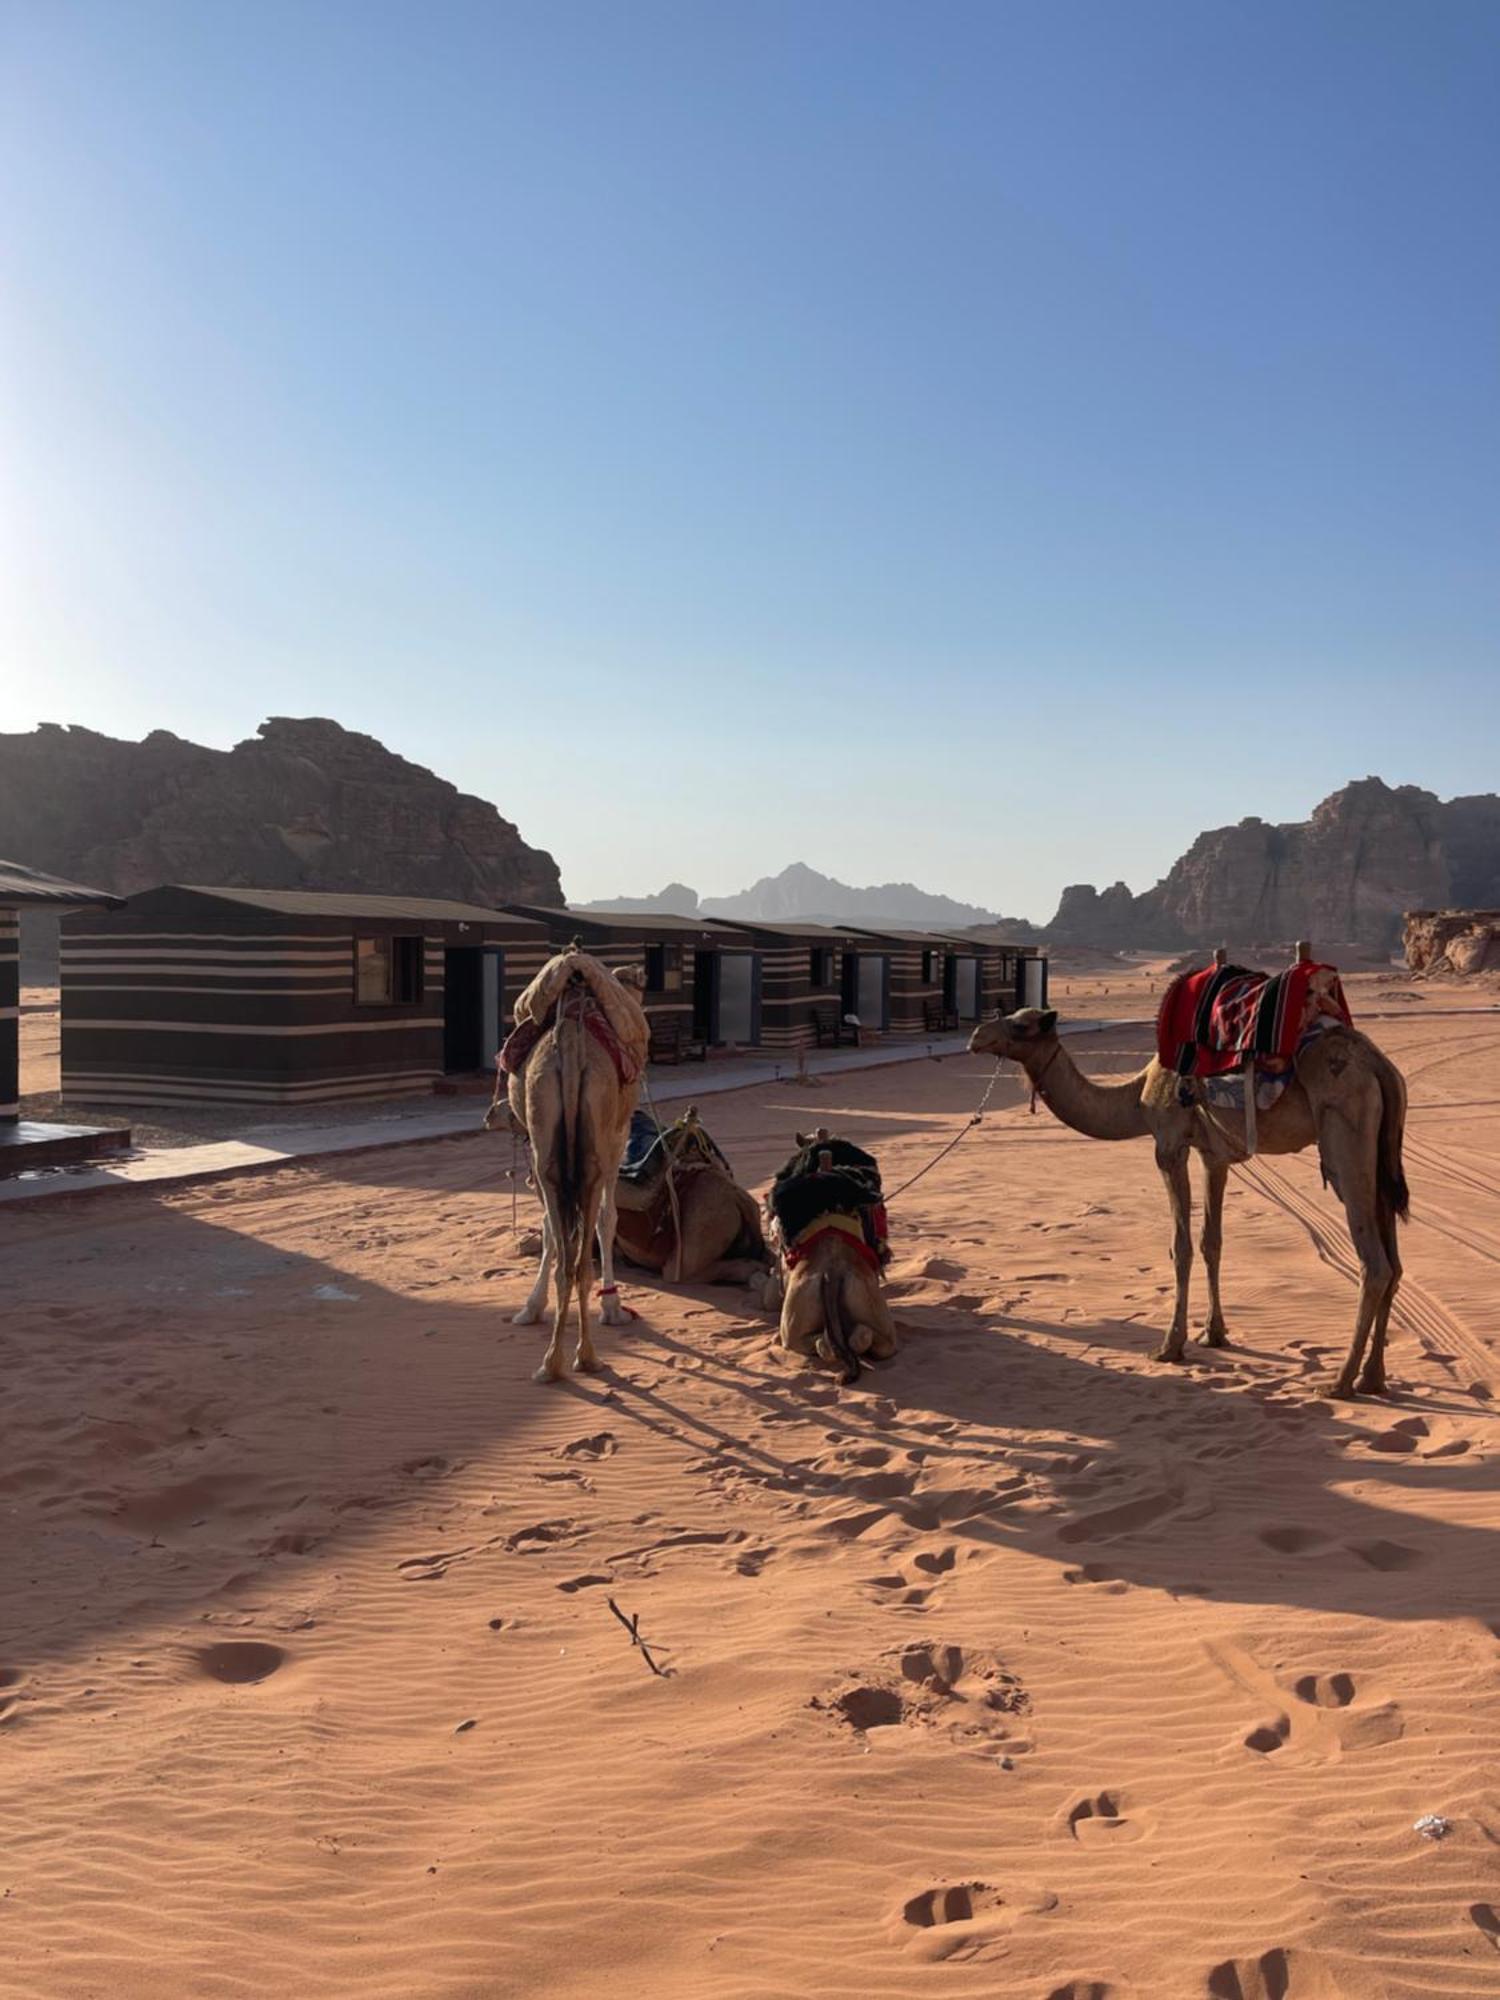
1197,1158,1230,1346
697,1256,776,1286
778,1270,824,1357
535,1187,573,1383
856,1278,900,1360
1154,1149,1194,1364
573,1174,607,1374
1319,1119,1392,1400
1358,1197,1403,1397
514,1212,555,1326
596,1179,628,1325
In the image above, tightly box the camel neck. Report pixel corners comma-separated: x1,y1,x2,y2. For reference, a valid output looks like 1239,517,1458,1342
1025,1038,1150,1142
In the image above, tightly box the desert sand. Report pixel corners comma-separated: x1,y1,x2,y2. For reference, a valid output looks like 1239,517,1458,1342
4,992,1500,1998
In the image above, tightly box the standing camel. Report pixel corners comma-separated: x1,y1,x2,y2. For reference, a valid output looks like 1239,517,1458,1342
968,1007,1409,1399
490,950,647,1382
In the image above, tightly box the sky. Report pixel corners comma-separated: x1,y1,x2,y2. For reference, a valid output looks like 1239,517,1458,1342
2,1,1497,920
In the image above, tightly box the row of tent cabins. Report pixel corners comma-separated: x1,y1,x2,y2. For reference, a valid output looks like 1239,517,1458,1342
58,885,1049,1109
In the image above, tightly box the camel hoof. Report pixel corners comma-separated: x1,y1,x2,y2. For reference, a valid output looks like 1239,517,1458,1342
1357,1373,1389,1398
598,1298,627,1326
512,1306,544,1326
533,1364,563,1384
574,1350,602,1374
850,1327,874,1355
814,1335,834,1363
1154,1345,1188,1365
1198,1326,1230,1348
1320,1379,1356,1401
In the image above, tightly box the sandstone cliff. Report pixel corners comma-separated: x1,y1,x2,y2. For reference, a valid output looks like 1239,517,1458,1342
1404,909,1500,977
0,719,563,908
1047,778,1499,952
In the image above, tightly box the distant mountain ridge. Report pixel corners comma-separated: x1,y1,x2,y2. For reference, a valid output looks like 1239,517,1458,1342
578,862,1020,931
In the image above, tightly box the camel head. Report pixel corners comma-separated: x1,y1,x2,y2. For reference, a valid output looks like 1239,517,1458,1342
968,1007,1059,1066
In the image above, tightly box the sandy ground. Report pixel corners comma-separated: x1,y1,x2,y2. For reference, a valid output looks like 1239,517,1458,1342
4,1007,1500,1998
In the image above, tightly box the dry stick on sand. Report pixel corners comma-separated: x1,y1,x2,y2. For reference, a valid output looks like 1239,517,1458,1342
606,1597,673,1679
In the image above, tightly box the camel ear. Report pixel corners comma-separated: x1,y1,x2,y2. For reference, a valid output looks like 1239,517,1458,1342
795,1130,810,1147
1039,1008,1059,1034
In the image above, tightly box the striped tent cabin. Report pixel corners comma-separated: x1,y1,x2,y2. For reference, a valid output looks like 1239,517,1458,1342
698,919,869,1052
60,886,550,1108
932,936,1049,1018
2,859,127,1174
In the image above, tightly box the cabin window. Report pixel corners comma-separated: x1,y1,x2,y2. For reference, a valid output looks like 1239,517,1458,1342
644,944,682,994
921,949,939,983
355,934,424,1005
809,946,834,988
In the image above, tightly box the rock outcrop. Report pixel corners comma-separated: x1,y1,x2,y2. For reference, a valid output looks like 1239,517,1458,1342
0,719,563,907
1404,910,1500,977
1047,778,1500,952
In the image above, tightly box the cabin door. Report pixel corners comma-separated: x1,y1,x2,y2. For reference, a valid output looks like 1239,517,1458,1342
692,951,717,1042
955,957,980,1020
443,948,485,1072
717,952,759,1046
856,954,888,1031
1022,957,1047,1008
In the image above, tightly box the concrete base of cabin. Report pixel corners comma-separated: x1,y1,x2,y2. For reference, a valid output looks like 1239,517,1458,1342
0,1119,133,1178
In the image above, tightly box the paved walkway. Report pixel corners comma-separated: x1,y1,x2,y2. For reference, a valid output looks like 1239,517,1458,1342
0,1020,1144,1208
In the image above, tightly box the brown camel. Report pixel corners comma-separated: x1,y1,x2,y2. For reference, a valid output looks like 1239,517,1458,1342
490,950,646,1382
968,1008,1409,1398
613,1107,773,1289
777,1228,899,1379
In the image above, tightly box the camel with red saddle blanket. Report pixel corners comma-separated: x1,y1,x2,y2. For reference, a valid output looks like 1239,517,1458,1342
970,952,1409,1399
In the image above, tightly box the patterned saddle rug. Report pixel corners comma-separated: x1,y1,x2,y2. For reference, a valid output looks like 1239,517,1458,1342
769,1134,889,1273
497,989,641,1088
1157,960,1352,1080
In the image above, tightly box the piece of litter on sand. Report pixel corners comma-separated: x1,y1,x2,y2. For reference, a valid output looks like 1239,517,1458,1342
311,1284,359,1302
998,1755,1015,1770
453,1718,477,1735
1414,1814,1453,1840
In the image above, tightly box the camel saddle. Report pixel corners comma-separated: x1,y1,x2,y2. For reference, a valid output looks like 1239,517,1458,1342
769,1135,889,1274
497,992,640,1088
1156,960,1352,1081
613,1108,764,1267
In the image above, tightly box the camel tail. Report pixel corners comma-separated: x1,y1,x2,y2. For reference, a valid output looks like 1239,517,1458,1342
820,1267,861,1386
1375,1050,1410,1223
548,1014,591,1267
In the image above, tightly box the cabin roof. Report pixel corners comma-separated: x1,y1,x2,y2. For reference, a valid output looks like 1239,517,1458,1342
0,859,120,907
164,885,544,926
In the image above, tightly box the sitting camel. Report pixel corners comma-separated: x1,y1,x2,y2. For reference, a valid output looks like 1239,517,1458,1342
968,1006,1408,1399
769,1131,899,1383
487,949,647,1382
613,1107,773,1289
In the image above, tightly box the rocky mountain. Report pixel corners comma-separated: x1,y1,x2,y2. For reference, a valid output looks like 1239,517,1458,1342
1046,778,1500,952
576,881,701,917
0,718,563,907
579,862,1013,931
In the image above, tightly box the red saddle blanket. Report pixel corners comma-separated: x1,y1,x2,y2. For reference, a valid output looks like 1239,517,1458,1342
1156,961,1352,1079
497,997,642,1087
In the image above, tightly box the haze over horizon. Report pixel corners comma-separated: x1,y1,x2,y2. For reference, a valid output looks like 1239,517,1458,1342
4,2,1497,915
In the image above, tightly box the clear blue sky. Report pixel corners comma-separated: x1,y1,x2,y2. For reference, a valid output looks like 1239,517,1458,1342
3,0,1496,917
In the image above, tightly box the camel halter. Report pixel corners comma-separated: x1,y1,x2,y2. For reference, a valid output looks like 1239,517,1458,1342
1027,1039,1064,1115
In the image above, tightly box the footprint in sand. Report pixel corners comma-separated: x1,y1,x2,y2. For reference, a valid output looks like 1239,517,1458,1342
195,1640,285,1686
1064,1792,1143,1844
1290,1672,1356,1709
1048,1984,1123,2000
1471,1904,1500,1949
1363,1417,1428,1454
893,1879,1057,1964
556,1573,613,1593
559,1432,617,1460
0,1667,24,1725
1257,1525,1332,1557
1062,1562,1129,1594
1348,1538,1425,1572
1243,1715,1291,1754
1204,1946,1346,1997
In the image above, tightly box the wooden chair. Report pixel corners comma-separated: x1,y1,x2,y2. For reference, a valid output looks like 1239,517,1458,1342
923,999,959,1033
812,1008,860,1048
649,1020,708,1065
